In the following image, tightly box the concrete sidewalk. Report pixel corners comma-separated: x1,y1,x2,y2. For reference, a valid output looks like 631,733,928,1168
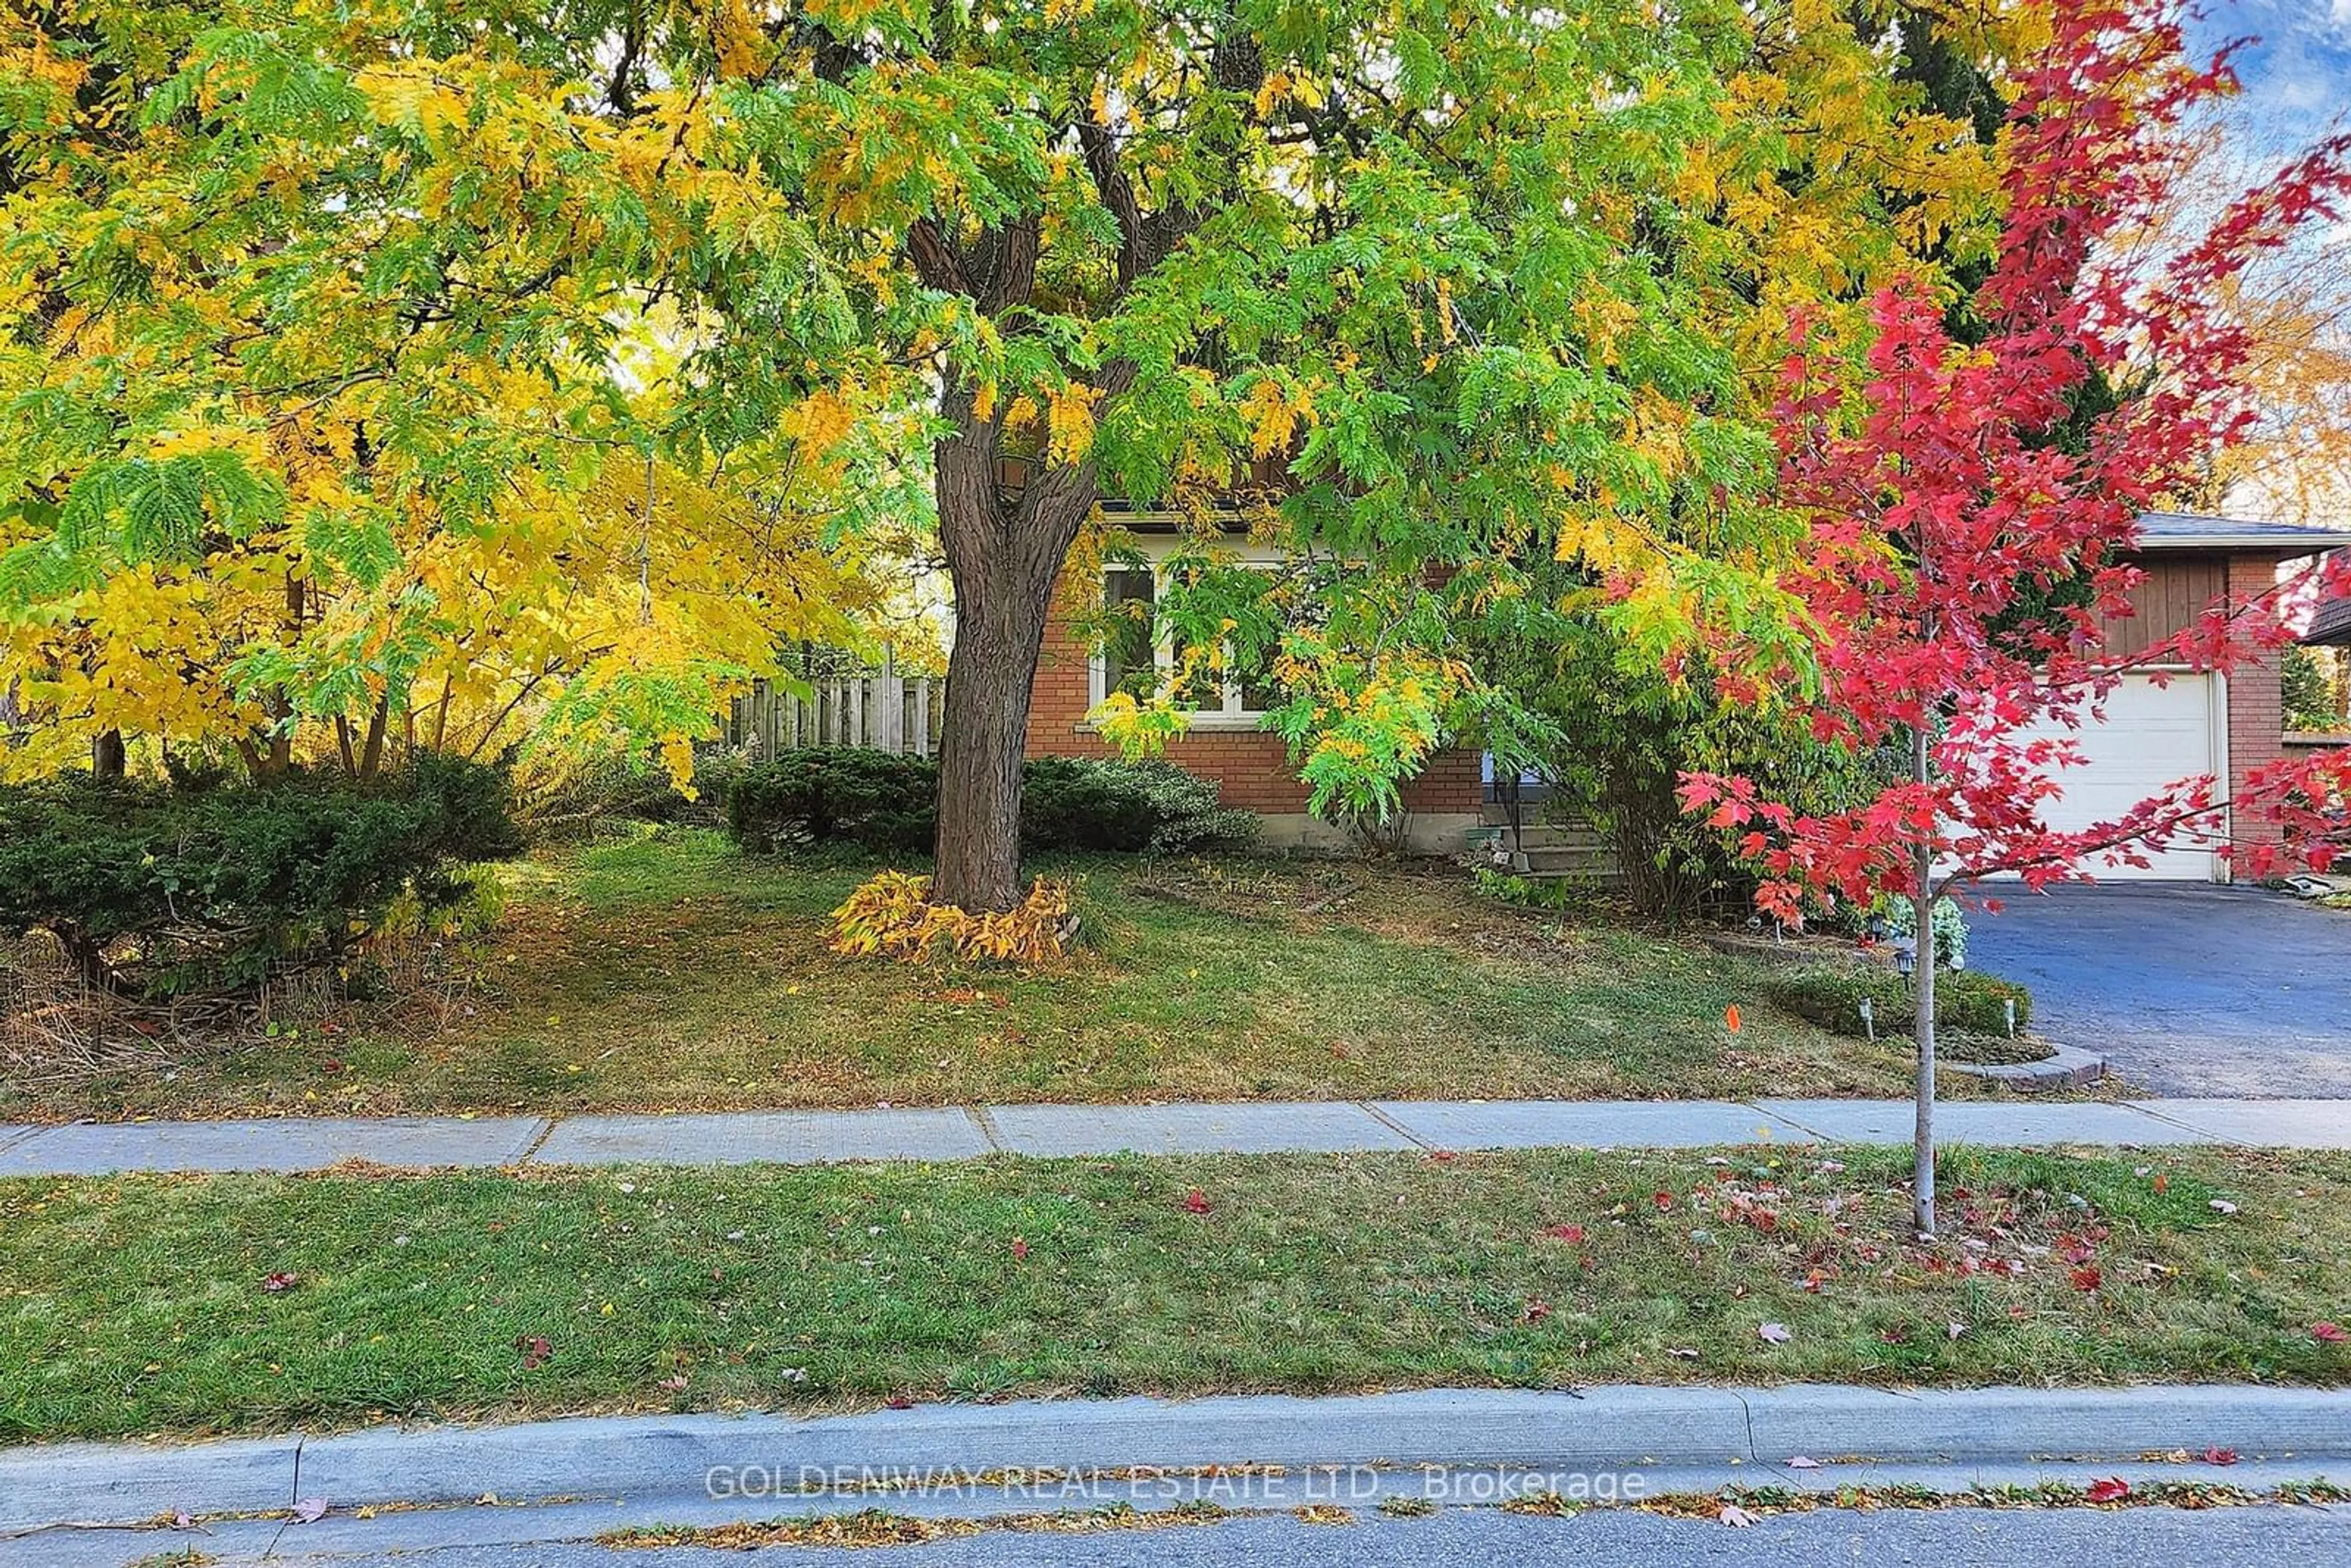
1,1097,2347,1176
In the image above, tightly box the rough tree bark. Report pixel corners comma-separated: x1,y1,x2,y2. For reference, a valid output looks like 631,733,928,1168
931,397,1100,912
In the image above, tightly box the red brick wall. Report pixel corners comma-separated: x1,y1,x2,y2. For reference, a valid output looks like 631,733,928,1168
1025,604,1482,818
2225,554,2285,851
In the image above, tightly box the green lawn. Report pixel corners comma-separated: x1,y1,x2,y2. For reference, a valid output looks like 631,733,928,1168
2,828,2037,1121
4,1143,2345,1442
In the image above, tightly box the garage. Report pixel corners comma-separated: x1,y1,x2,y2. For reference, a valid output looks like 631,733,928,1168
2019,670,2227,881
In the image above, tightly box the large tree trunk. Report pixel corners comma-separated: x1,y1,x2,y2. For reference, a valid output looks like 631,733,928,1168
930,418,1097,913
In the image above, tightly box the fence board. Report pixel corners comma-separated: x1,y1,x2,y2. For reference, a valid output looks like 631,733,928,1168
727,657,941,762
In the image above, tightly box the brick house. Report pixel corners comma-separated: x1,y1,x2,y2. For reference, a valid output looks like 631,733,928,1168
2016,512,2351,879
1022,510,1484,853
1019,508,2349,874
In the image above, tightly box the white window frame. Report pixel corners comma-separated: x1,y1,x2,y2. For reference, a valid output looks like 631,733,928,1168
1087,535,1286,732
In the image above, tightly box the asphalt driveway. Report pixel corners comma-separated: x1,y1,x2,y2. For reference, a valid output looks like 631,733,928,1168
1965,883,2351,1097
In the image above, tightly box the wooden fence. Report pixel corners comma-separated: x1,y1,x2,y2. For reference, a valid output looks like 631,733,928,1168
725,652,945,759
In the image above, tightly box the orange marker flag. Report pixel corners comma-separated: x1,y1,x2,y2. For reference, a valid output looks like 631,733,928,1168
1725,1005,1742,1033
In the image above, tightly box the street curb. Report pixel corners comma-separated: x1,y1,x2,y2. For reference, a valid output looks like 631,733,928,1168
6,1384,2348,1534
1946,1041,2108,1089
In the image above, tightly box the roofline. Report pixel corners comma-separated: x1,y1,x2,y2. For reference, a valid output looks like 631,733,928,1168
2132,531,2351,554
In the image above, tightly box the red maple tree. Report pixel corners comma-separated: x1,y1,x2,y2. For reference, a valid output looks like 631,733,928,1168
1680,0,2351,1234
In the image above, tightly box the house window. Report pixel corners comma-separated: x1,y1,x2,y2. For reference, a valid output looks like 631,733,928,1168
1092,563,1279,725
1101,567,1158,700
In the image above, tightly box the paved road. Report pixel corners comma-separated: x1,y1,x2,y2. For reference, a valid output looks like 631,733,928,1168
1967,884,2351,1097
170,1506,2351,1568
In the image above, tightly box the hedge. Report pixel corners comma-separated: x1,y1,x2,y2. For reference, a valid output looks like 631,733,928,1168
726,752,1257,857
0,756,523,1000
1758,964,2032,1039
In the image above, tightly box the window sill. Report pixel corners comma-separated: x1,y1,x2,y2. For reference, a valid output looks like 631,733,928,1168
1074,713,1272,735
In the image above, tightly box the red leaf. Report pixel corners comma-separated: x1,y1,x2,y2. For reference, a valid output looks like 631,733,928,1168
1010,1237,1029,1261
2086,1477,2131,1504
1541,1224,1586,1244
515,1335,553,1370
1652,1191,1674,1212
2069,1265,2102,1293
261,1272,301,1294
1182,1189,1212,1215
2314,1322,2347,1343
2201,1447,2239,1466
1523,1297,1552,1324
885,1395,914,1411
1723,1005,1742,1033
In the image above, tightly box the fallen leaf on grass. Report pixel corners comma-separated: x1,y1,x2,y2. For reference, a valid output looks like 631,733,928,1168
2070,1265,2102,1293
1010,1238,1030,1261
1758,1322,1792,1345
1540,1224,1586,1244
1182,1189,1212,1215
885,1395,915,1411
1724,1005,1742,1033
2086,1477,2131,1504
2314,1322,2347,1344
1666,1348,1700,1360
261,1272,301,1294
2209,1200,2238,1215
516,1335,553,1370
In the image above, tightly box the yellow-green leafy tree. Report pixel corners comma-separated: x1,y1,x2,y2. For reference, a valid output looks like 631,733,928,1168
4,0,2027,910
0,1,899,789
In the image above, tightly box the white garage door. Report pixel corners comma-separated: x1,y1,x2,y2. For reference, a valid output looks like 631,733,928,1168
2017,672,2225,881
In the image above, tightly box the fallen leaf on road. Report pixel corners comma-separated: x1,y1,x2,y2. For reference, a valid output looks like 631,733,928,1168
2086,1477,2131,1504
292,1498,330,1524
2202,1447,2240,1466
885,1395,914,1410
1720,1503,1758,1527
1786,1455,1821,1469
1758,1322,1791,1344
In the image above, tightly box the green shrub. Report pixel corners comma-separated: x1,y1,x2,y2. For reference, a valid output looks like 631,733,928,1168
726,751,939,853
1759,964,2031,1038
0,756,524,1000
726,753,1258,857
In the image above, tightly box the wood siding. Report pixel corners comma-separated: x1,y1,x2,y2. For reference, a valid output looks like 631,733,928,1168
2095,555,2226,661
